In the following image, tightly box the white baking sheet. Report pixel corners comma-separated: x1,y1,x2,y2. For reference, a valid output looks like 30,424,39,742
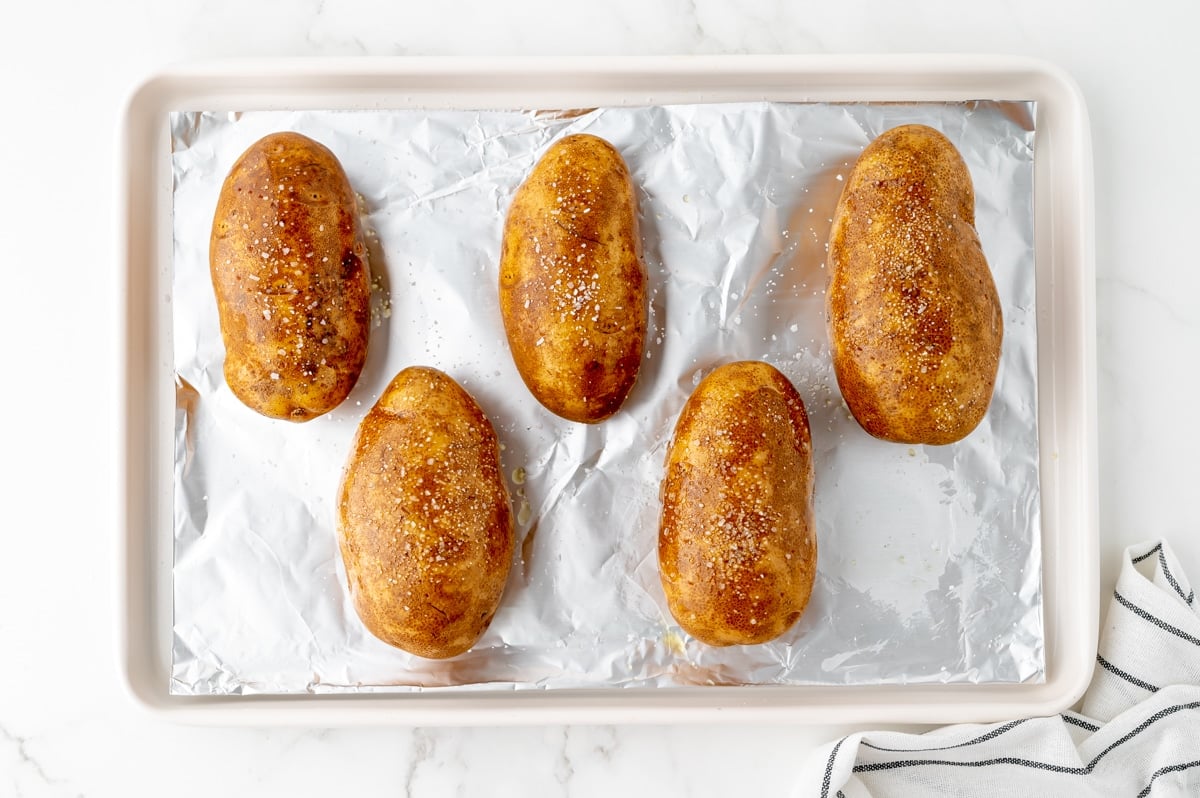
118,55,1099,725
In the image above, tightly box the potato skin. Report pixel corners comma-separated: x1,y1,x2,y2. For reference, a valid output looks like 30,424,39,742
210,131,370,421
499,134,647,423
337,367,514,659
827,124,1002,445
659,361,816,647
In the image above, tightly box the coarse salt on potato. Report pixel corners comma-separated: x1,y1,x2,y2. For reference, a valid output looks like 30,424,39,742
826,124,1002,445
659,361,816,647
209,131,370,421
499,133,647,423
337,367,514,659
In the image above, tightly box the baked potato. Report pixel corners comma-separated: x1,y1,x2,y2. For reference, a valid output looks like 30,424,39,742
499,133,647,423
209,131,370,421
337,367,514,659
826,124,1002,445
658,361,816,647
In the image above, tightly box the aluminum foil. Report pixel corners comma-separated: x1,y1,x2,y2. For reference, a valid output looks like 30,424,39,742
169,101,1040,694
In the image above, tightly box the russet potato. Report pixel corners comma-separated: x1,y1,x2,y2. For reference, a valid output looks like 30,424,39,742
337,367,514,659
659,361,816,647
210,131,369,421
826,124,1002,445
499,134,647,423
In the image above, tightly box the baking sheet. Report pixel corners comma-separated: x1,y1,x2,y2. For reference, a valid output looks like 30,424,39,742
169,100,1040,694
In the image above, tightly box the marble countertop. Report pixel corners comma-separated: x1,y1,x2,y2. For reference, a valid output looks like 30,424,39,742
3,1,1199,795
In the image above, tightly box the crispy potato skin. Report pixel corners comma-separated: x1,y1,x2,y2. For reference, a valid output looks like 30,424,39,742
499,134,647,423
337,367,514,659
210,131,369,421
659,361,816,647
826,124,1002,445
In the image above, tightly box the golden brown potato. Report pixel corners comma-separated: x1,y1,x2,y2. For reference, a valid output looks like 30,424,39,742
337,367,514,659
210,131,369,421
659,361,816,647
499,133,647,423
826,124,1002,445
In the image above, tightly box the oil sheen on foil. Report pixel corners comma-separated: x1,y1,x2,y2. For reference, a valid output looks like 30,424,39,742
169,101,1040,694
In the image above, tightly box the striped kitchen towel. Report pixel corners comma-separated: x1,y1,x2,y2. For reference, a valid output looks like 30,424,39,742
802,540,1200,797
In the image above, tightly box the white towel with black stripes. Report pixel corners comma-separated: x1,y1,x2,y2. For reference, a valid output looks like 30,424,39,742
801,540,1200,797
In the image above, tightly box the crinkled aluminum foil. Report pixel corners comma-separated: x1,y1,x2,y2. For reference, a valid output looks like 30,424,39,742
169,101,1040,694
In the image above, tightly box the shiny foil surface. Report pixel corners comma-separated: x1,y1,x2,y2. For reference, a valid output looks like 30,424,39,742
169,101,1040,694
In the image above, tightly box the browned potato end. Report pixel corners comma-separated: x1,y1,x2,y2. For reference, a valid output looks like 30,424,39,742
499,133,647,423
659,361,817,647
827,124,1002,445
210,131,370,422
337,367,514,659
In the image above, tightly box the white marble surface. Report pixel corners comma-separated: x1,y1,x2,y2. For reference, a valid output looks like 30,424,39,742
2,1,1199,795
